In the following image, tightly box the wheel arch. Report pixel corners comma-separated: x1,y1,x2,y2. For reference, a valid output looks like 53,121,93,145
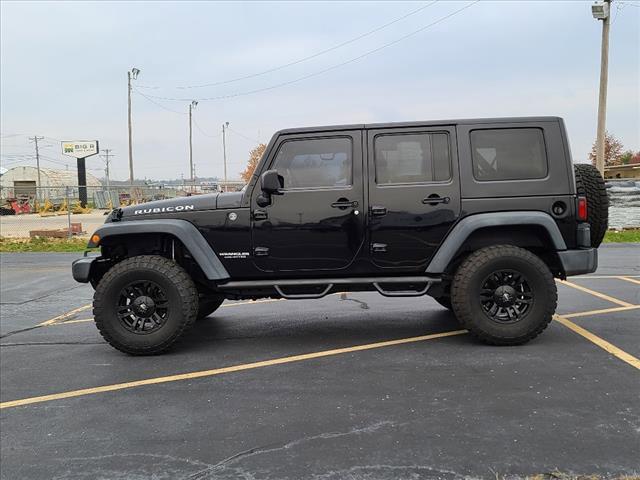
89,219,230,282
426,212,567,276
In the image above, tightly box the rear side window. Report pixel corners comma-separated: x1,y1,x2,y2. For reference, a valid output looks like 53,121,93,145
374,132,451,184
273,137,352,189
470,128,548,181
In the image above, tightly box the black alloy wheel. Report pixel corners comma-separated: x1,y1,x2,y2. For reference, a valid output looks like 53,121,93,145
116,280,170,334
479,270,532,324
450,245,557,345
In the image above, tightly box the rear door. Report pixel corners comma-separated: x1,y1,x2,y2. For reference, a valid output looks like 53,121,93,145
366,126,461,272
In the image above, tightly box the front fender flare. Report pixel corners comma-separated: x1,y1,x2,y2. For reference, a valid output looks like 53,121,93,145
89,219,230,281
426,211,567,274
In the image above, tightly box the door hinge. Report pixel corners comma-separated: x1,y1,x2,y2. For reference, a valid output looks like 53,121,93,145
371,243,387,253
254,246,270,257
253,210,268,221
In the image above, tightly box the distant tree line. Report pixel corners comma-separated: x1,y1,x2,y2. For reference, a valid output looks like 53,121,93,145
590,132,640,167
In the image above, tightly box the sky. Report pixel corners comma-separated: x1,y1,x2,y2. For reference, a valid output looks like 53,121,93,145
1,0,639,181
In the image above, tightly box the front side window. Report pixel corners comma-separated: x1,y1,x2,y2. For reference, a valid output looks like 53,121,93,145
272,137,352,189
374,132,451,184
470,128,548,181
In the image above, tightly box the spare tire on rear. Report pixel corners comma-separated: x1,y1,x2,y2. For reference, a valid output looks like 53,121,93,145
574,163,609,247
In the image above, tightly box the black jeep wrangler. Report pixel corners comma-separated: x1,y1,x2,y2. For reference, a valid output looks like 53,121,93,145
73,117,607,355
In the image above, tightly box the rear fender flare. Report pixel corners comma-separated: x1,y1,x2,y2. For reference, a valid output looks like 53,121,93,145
426,211,567,274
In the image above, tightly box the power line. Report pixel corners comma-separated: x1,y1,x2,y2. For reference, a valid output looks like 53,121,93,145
192,117,220,139
137,1,438,91
142,1,479,103
133,89,188,114
228,127,260,144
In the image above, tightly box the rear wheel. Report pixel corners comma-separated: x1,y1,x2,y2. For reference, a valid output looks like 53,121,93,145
574,163,609,247
451,245,557,345
93,255,198,355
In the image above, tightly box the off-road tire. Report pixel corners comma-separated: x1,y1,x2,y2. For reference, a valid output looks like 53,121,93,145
451,245,557,346
574,163,608,247
197,294,225,320
93,255,198,355
433,296,452,310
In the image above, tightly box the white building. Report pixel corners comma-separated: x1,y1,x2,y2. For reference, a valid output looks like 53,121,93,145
0,166,102,199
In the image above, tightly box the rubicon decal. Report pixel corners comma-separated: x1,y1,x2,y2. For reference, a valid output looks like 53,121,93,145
134,205,195,215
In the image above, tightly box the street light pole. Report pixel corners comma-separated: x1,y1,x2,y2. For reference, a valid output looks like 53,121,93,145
222,121,229,191
127,67,140,185
593,1,611,176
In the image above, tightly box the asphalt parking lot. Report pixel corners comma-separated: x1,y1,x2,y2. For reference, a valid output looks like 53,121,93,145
0,245,639,479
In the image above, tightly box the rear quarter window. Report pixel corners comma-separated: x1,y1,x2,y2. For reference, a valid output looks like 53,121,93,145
470,128,548,181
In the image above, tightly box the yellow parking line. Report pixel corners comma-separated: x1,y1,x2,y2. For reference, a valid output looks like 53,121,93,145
0,329,467,410
556,280,634,307
617,276,640,286
563,305,640,319
577,275,640,279
554,314,640,370
221,299,283,307
36,304,92,327
54,318,94,325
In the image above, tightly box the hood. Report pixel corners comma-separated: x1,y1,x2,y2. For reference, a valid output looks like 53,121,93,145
112,191,245,221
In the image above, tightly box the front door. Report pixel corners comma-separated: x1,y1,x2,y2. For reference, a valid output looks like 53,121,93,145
367,126,461,272
251,131,365,274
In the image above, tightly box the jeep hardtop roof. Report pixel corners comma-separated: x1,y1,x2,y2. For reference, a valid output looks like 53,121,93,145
274,116,563,136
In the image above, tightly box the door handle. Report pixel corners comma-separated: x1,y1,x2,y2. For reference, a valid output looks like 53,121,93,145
370,206,387,217
331,200,358,209
422,195,450,206
254,247,270,257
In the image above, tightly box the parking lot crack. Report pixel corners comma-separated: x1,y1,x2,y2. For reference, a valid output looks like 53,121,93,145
187,421,399,479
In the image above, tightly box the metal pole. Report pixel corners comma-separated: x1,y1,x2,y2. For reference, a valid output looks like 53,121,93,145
66,186,72,238
101,149,112,190
127,70,134,185
189,103,194,185
222,122,228,191
30,136,44,206
595,0,611,176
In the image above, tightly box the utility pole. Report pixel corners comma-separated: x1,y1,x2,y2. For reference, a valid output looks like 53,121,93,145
222,121,229,191
188,100,198,186
100,149,113,190
592,0,611,176
29,136,44,205
127,67,141,185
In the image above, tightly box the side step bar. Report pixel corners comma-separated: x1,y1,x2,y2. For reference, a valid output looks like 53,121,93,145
218,276,440,300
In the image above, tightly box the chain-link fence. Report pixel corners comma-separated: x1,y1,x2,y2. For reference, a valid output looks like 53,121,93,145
0,185,200,238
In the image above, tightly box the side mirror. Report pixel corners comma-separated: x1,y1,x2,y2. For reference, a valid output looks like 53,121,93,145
260,169,284,195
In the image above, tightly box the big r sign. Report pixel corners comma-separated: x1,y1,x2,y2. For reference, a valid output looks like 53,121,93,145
61,140,99,208
61,140,99,158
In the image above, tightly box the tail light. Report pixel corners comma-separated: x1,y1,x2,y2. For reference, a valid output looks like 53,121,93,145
577,196,588,221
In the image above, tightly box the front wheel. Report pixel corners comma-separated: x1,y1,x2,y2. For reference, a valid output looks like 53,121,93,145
93,255,198,355
451,245,557,345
